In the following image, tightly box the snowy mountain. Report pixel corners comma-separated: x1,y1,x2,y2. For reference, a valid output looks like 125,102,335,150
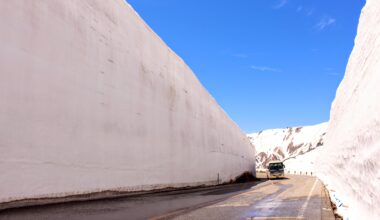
248,123,328,169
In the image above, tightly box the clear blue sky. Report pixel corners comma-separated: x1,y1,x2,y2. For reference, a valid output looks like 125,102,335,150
127,0,365,133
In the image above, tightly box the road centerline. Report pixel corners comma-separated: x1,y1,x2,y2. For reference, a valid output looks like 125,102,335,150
297,178,318,218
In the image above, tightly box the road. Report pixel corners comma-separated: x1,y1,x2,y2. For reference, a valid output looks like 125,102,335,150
0,175,335,220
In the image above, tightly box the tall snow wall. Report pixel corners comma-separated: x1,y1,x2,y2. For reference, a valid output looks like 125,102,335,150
0,0,255,204
317,0,380,219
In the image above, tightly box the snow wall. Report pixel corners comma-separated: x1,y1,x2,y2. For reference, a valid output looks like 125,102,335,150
0,0,255,203
317,0,380,219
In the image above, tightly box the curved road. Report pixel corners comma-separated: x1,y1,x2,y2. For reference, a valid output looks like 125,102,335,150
0,175,335,220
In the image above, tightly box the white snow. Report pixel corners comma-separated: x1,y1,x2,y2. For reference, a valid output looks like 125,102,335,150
0,0,255,204
283,146,322,175
316,0,380,219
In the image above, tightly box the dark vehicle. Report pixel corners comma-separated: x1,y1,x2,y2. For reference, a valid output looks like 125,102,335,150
266,161,285,179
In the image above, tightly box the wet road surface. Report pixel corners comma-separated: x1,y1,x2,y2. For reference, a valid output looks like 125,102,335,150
0,175,334,220
173,175,335,220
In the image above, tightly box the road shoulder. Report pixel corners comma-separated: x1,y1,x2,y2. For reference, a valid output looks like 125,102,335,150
321,183,336,220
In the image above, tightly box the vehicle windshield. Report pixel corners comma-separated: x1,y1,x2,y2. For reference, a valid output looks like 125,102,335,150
268,163,284,170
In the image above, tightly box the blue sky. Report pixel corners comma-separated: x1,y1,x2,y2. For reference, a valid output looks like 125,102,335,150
127,0,365,133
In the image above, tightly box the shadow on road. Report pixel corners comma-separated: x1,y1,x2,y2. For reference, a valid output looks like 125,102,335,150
0,179,268,220
202,181,264,196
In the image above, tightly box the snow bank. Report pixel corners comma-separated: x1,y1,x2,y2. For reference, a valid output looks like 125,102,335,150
0,0,255,204
283,146,322,175
316,0,380,219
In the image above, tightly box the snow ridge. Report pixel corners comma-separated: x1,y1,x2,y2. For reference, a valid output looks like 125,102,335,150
248,122,328,169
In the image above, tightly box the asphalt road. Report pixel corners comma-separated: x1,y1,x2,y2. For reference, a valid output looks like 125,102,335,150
0,175,335,220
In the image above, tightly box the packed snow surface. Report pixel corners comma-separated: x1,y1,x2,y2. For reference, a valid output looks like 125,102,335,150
316,0,380,219
248,123,327,171
0,0,255,203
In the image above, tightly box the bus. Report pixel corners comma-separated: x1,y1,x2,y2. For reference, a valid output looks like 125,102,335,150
267,161,285,179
